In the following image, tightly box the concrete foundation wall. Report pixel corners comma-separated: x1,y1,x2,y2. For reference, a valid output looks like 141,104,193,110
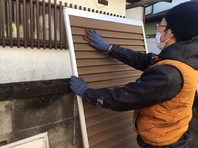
0,79,82,147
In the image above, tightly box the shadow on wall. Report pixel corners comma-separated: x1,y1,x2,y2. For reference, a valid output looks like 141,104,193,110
23,95,59,109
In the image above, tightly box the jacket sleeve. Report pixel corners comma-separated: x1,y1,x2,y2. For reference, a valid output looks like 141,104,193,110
108,45,156,71
82,65,183,111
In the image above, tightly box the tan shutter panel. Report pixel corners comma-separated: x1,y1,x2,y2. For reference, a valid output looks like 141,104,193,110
64,8,147,147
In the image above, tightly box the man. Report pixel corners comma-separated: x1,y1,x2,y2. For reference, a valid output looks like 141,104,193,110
70,2,198,148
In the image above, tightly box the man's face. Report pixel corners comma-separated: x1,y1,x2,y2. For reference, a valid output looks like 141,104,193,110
156,18,169,43
156,18,167,33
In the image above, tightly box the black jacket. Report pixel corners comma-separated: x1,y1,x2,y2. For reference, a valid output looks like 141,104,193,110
82,36,198,147
83,36,198,110
83,37,198,111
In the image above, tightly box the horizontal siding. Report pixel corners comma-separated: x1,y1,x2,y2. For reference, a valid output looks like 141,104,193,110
81,70,141,83
73,36,145,46
71,27,144,40
89,122,134,146
78,65,134,75
70,16,143,34
87,77,140,89
86,111,131,128
76,59,122,67
70,15,144,147
90,130,137,148
74,44,145,52
75,52,110,59
87,112,134,136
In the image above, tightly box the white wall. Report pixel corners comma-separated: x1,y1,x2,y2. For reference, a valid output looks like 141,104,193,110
125,7,144,21
62,0,126,16
0,47,72,83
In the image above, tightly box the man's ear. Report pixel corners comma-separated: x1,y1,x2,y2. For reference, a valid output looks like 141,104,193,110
168,29,174,38
168,29,177,42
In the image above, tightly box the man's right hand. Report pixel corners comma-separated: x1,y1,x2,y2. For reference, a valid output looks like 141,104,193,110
87,30,110,52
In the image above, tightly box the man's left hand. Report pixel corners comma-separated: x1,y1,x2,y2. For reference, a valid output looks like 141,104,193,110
70,76,88,97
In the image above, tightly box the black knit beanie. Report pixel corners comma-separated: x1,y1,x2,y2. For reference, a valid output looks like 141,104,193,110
165,1,198,42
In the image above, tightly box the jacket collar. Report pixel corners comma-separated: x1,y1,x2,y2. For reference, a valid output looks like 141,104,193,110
158,36,198,70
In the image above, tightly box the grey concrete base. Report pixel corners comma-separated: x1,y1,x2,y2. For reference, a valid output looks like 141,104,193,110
0,79,82,147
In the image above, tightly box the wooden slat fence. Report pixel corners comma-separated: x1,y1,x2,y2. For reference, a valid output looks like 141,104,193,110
0,0,67,49
0,0,125,49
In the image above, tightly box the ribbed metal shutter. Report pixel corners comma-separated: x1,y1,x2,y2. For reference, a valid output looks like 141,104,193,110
66,8,146,147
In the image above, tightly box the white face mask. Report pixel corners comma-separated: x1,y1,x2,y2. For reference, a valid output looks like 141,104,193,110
156,31,170,50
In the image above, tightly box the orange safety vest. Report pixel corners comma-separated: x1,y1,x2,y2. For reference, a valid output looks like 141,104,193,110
133,59,198,146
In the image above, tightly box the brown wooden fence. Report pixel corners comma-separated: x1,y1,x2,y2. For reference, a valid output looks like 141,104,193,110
0,0,124,50
0,0,68,49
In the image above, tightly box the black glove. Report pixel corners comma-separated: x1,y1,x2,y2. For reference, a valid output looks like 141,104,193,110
70,76,88,97
87,30,110,52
